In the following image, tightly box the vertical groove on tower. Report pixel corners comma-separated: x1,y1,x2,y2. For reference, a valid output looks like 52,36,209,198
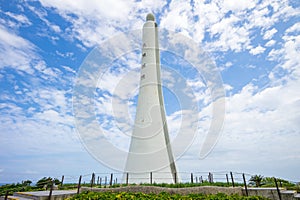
154,20,178,182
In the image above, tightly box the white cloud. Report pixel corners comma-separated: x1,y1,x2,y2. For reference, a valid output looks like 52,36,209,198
34,0,299,54
177,5,300,176
5,11,32,26
0,12,79,170
0,25,37,72
222,0,256,12
194,1,252,51
219,61,233,71
263,28,277,40
221,79,300,151
265,39,276,47
160,0,193,34
39,0,132,20
194,0,298,53
267,48,282,62
223,84,233,91
277,22,300,76
38,0,167,47
249,45,266,55
285,22,300,34
180,73,300,178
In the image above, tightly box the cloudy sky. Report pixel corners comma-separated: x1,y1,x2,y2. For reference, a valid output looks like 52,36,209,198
0,0,299,183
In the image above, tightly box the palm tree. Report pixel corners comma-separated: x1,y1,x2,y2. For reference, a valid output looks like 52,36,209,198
249,175,264,187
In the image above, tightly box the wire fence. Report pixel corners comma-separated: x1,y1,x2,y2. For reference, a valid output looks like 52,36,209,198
53,171,293,200
1,171,296,200
5,171,296,187
45,171,260,187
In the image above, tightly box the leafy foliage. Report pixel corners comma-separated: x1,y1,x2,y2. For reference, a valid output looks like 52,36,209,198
36,177,61,189
67,191,269,200
0,177,62,196
22,180,32,186
258,177,299,192
0,181,37,196
249,175,264,187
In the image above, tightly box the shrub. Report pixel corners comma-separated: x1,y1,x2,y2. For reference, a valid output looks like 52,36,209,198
67,191,270,200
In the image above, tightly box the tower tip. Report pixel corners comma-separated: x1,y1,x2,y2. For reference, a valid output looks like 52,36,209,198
146,13,155,21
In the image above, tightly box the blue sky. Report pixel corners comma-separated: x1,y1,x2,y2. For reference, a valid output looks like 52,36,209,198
0,0,299,183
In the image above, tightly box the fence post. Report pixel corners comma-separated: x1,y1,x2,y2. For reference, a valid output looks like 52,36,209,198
279,180,282,188
230,172,235,187
105,176,107,187
150,172,153,184
126,173,129,185
97,176,99,185
4,190,9,200
208,172,213,183
274,178,282,200
48,180,54,200
99,177,102,187
91,173,95,188
242,173,248,196
174,172,177,184
226,174,229,186
77,175,82,194
196,176,198,183
109,173,113,186
191,173,194,184
61,175,64,187
200,176,203,183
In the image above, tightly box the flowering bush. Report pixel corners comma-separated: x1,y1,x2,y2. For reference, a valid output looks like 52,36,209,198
68,191,269,200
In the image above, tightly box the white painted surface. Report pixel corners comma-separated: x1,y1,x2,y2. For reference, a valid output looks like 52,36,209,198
124,14,177,183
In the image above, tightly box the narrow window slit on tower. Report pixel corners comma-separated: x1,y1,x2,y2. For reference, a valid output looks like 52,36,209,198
143,43,147,48
141,74,145,79
142,63,146,68
142,52,146,57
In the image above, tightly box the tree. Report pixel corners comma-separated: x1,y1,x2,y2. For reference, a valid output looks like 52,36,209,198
36,177,52,189
36,177,60,189
53,178,61,186
22,180,32,186
249,175,264,187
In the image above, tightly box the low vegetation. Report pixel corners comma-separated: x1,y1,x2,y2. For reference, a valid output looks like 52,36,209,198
67,191,269,200
108,181,244,188
1,175,299,198
0,177,60,196
249,175,300,192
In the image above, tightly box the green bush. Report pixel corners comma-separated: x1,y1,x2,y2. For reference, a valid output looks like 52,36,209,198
0,182,39,196
36,177,61,189
67,191,269,200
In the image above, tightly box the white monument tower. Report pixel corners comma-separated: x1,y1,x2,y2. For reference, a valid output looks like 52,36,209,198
124,13,178,183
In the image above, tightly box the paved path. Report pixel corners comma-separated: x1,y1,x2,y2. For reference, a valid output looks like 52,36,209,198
1,190,77,200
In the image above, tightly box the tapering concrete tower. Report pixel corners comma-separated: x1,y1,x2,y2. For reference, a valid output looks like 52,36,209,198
124,14,177,184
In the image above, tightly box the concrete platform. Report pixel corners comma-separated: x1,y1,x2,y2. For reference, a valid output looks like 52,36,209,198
245,188,300,200
3,190,77,200
294,194,300,199
1,187,299,200
1,196,32,200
